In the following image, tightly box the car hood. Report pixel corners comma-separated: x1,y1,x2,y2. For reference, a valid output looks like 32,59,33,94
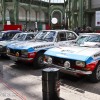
0,40,12,46
45,46,100,64
7,41,53,50
0,40,20,46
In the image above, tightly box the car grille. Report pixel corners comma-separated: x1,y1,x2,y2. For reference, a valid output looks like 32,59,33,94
9,49,21,56
0,46,6,52
52,56,76,68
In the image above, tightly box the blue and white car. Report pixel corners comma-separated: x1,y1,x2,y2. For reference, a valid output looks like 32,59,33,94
0,32,34,56
44,33,100,82
7,30,78,68
0,30,22,41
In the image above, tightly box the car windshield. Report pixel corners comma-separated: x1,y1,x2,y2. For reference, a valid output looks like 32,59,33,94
34,31,56,42
2,32,17,40
12,33,21,40
76,34,100,45
16,34,26,41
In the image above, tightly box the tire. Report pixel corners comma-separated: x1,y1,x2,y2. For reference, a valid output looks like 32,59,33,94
15,61,21,65
89,63,100,83
0,54,9,59
33,52,45,68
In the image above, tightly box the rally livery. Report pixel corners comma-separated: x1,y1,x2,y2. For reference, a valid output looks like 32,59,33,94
7,30,78,68
44,33,100,82
0,32,34,56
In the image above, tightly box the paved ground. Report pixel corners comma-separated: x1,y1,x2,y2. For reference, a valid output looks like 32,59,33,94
0,57,100,100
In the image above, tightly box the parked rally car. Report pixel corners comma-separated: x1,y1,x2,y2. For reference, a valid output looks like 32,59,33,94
0,30,22,41
0,32,34,56
7,30,78,68
44,33,100,82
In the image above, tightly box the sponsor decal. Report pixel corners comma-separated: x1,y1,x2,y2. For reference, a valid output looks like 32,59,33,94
34,44,54,49
61,50,74,54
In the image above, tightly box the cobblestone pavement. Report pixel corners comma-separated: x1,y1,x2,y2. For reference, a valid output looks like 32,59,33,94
0,58,100,100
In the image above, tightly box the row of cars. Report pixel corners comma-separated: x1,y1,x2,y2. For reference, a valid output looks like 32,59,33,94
6,30,78,68
0,30,100,82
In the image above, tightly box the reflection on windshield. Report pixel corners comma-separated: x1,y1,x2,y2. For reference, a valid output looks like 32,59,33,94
12,33,26,41
34,31,47,40
34,31,56,42
12,33,20,40
17,34,26,41
76,35,100,45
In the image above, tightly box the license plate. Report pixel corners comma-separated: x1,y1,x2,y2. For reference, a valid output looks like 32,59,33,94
10,56,18,61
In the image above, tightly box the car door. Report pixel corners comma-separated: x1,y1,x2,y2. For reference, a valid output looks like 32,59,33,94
55,31,67,46
66,32,78,41
62,31,78,45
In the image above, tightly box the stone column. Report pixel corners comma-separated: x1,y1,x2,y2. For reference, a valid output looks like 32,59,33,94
1,0,6,26
79,0,83,27
13,0,19,24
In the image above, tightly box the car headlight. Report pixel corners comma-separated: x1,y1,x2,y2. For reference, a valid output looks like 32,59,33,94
76,61,85,67
21,50,28,56
64,61,70,68
0,45,3,49
45,56,52,65
7,48,10,54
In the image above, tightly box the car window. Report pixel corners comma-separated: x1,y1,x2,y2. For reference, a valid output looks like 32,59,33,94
34,31,56,42
25,34,34,40
57,32,66,41
43,31,56,42
67,32,77,40
2,32,10,40
12,33,21,40
17,34,26,41
87,35,100,42
34,31,47,40
9,32,17,39
76,35,100,45
2,32,18,40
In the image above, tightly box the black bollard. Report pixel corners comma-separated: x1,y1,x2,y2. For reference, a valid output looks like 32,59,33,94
42,67,60,100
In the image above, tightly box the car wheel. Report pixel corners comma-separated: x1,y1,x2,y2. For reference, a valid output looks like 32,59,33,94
15,61,21,65
89,63,100,83
33,52,45,68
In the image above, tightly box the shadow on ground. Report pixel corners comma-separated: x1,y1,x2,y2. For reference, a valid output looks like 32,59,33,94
60,72,100,95
0,56,10,61
1,59,100,99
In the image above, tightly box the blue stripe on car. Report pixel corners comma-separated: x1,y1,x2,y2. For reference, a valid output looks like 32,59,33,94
28,48,34,53
45,50,94,64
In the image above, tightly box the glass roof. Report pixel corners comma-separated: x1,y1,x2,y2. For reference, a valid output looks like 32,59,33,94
41,0,66,3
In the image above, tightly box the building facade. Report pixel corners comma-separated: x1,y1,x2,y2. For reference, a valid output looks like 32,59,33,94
0,0,99,30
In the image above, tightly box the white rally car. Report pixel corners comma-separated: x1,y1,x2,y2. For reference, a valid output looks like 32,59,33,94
0,32,34,56
44,33,100,82
7,30,78,68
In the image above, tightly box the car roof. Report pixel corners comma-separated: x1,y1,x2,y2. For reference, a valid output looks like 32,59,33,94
79,33,100,36
41,30,75,33
18,32,34,35
1,30,22,33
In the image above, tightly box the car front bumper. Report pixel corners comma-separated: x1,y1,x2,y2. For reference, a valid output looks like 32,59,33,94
8,55,33,62
44,62,92,76
0,48,7,55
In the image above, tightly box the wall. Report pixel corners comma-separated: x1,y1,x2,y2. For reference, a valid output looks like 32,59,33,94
91,0,100,8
